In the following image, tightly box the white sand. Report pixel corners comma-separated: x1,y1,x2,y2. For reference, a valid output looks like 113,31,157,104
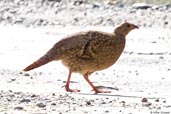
0,25,171,114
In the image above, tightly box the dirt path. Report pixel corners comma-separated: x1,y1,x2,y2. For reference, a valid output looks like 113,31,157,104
0,25,171,113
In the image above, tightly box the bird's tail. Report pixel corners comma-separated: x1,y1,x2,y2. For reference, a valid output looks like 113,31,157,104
23,49,61,71
23,55,52,71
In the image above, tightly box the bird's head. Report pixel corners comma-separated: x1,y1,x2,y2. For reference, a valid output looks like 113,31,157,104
114,22,139,36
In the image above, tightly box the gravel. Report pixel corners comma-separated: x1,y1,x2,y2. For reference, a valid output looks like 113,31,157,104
0,0,171,113
0,0,171,28
0,90,169,113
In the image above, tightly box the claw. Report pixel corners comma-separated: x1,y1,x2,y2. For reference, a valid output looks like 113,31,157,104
84,74,111,94
65,85,80,92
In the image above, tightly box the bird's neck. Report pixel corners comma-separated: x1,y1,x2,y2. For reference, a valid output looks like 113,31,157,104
114,31,126,39
116,33,125,44
114,27,128,37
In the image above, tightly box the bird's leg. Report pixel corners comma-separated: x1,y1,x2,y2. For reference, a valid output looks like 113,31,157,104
65,69,80,92
83,74,111,93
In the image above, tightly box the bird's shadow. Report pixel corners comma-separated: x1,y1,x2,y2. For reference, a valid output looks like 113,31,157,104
76,92,165,99
61,82,164,99
73,85,165,99
95,85,119,91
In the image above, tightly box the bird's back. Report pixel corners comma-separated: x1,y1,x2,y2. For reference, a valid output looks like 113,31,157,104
57,31,126,75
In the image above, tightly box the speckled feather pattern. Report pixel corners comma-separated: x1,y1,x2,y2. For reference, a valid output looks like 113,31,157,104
23,23,138,76
58,31,125,75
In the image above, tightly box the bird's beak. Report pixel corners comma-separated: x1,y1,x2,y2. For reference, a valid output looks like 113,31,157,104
134,25,139,29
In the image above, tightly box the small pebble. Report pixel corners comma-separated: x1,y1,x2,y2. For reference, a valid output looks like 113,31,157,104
120,101,125,104
155,99,159,102
51,103,56,106
101,101,106,104
19,71,23,74
86,101,91,105
24,73,30,76
36,102,46,108
14,106,24,110
108,100,112,103
20,98,31,103
31,94,37,98
144,102,152,107
52,93,56,96
141,98,148,102
11,78,16,81
104,110,109,113
8,90,13,93
120,101,126,107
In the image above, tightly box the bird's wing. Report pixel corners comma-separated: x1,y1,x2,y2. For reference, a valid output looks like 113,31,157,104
76,31,115,59
54,31,115,59
78,37,96,59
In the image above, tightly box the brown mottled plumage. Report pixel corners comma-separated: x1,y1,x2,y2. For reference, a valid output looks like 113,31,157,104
23,22,138,93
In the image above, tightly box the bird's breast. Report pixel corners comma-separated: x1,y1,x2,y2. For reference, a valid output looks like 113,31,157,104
61,38,125,75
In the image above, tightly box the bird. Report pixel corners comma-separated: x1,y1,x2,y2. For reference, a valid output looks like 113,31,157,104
23,22,138,93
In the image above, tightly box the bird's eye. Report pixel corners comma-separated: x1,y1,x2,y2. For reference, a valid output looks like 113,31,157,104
127,24,131,28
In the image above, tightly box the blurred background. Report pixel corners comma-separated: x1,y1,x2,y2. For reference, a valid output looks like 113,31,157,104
0,0,171,28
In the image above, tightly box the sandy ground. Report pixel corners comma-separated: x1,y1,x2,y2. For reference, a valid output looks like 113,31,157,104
0,24,171,114
1,0,171,114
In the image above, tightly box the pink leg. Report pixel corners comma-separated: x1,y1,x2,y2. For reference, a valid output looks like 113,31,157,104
83,74,111,93
65,70,80,92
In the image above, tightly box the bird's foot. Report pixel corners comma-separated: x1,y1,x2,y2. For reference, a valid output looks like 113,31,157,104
94,89,111,94
64,85,80,92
